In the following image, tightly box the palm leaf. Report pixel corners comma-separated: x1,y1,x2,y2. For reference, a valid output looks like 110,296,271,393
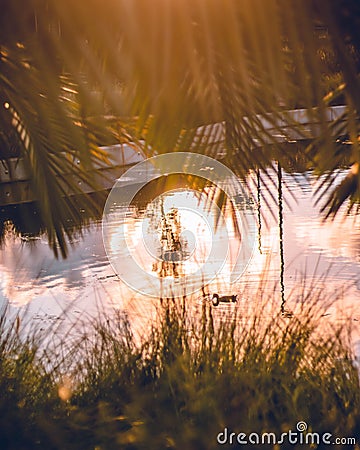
2,0,360,256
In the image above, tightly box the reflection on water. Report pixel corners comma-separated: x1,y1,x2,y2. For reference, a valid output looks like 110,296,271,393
103,186,246,298
0,167,359,350
277,162,288,316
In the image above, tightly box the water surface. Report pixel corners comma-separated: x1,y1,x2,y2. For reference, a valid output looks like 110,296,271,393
0,167,359,354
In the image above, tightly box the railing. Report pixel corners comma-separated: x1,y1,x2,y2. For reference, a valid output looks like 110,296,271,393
0,144,144,206
0,106,348,206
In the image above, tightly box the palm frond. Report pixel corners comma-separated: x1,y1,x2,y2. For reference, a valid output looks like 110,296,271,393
2,0,360,255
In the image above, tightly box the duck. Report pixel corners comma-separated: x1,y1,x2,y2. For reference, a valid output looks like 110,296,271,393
212,293,237,307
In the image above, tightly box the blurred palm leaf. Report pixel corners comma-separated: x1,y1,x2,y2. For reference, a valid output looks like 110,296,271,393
1,0,360,256
0,0,120,256
86,0,360,202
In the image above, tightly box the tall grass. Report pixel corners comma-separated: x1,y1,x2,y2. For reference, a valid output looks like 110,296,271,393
0,296,359,449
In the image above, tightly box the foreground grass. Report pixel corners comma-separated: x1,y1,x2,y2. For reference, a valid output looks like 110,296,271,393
0,299,359,450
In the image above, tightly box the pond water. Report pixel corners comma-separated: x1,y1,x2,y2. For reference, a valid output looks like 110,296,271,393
0,166,359,357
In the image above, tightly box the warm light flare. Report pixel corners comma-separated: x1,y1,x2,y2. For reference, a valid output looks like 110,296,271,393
58,376,73,401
